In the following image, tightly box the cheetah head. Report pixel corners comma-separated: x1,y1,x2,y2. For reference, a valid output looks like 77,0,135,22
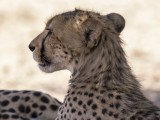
29,9,125,74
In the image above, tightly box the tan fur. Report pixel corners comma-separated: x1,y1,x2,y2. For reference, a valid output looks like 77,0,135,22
29,9,160,120
0,90,61,120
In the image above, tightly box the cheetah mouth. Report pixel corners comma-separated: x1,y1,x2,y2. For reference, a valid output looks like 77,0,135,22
38,55,52,67
39,63,50,67
38,60,53,68
38,62,55,73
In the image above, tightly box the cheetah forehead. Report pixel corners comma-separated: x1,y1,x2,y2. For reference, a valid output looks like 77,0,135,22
46,9,125,34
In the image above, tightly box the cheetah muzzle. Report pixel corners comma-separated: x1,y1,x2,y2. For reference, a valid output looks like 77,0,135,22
29,9,160,120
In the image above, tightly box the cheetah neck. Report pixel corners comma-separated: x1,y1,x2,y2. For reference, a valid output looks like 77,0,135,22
70,33,140,92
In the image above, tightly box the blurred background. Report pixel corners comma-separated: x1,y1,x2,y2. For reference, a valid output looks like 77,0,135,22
0,0,160,106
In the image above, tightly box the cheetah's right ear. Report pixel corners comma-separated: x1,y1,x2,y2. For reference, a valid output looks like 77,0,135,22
105,13,125,33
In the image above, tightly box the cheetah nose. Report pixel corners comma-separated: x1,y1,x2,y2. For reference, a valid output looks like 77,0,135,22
28,43,35,52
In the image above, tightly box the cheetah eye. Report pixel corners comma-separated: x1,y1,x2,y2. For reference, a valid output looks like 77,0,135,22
46,28,53,35
48,30,53,35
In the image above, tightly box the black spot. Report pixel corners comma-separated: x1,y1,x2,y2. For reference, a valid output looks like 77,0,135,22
80,85,86,88
97,116,101,120
31,112,37,118
69,103,72,107
101,99,106,104
3,91,11,95
65,102,67,107
64,51,68,54
58,107,62,111
64,114,67,118
8,108,16,113
73,97,77,101
2,114,9,119
71,108,76,113
137,117,143,120
23,90,30,93
155,117,159,120
61,110,63,114
102,108,107,114
96,96,100,99
108,93,114,98
115,103,121,109
18,105,25,113
26,106,31,113
33,92,41,97
1,100,9,106
32,103,38,108
88,93,94,97
92,112,97,117
86,80,91,83
84,92,88,96
11,96,20,102
0,90,4,92
75,60,78,64
78,111,82,116
116,95,122,100
1,110,7,113
71,91,75,95
12,114,19,119
121,109,127,114
25,96,30,102
87,99,93,106
40,105,47,111
114,114,119,118
137,111,144,114
50,104,58,111
109,103,114,108
92,104,98,110
83,104,86,109
67,97,71,102
72,84,76,88
77,91,82,95
78,100,83,106
130,116,136,120
40,96,49,103
109,111,113,116
100,90,105,94
67,109,69,113
98,64,102,69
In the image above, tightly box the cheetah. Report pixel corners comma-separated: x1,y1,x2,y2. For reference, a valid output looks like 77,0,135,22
29,9,160,120
0,90,61,120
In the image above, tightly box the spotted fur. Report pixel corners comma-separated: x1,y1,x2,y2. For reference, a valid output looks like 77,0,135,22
29,9,160,120
0,90,61,120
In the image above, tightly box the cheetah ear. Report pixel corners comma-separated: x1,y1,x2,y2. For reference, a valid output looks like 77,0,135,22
105,13,125,33
83,19,102,48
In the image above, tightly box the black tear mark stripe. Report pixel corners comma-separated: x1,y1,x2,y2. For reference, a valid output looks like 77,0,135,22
40,31,51,64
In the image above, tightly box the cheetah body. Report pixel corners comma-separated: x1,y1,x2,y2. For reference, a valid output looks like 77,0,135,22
29,9,160,120
0,90,61,120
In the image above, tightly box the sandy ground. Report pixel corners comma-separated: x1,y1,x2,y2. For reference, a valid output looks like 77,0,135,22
0,0,160,106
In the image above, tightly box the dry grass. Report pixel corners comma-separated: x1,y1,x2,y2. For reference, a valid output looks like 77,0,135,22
0,0,160,105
